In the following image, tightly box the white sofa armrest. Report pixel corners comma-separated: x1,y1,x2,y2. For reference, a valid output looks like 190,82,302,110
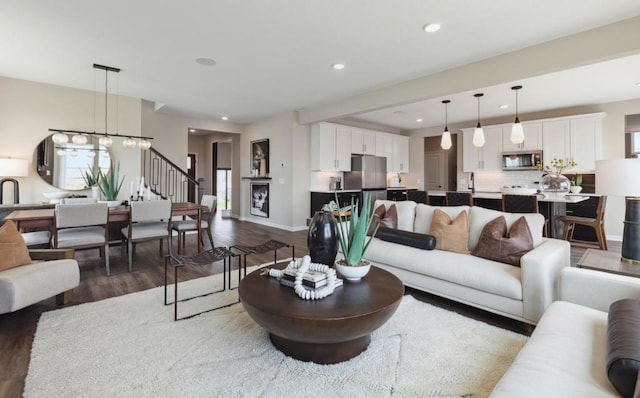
520,238,571,323
560,267,640,312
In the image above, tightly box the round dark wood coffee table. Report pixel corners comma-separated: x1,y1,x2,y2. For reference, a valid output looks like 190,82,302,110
238,265,404,364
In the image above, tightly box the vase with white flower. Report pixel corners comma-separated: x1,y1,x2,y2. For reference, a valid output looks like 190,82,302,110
539,158,577,197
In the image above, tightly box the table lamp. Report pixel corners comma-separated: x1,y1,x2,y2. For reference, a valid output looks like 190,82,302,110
596,159,640,264
0,158,29,204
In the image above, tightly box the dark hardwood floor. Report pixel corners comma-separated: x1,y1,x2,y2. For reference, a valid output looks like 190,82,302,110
0,213,620,398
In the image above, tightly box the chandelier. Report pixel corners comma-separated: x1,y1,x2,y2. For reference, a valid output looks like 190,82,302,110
50,64,153,149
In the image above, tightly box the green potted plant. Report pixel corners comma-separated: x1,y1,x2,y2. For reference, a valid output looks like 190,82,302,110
570,174,583,194
97,161,125,207
334,192,378,281
82,165,101,199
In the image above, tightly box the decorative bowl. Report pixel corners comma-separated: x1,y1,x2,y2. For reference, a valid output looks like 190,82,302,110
335,260,371,282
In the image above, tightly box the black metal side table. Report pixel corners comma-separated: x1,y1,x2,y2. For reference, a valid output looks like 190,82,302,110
164,246,240,321
230,239,295,276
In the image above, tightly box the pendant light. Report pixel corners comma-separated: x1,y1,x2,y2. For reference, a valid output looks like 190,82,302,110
440,100,452,150
472,93,485,147
510,85,525,144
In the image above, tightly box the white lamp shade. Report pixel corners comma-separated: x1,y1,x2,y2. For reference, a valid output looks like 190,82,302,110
472,127,485,147
511,122,525,144
596,159,640,197
440,131,452,150
0,158,28,177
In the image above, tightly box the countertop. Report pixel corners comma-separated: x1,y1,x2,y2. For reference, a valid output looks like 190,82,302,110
429,190,590,203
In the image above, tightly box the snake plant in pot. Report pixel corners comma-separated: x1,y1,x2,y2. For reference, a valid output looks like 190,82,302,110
97,161,125,207
335,192,378,281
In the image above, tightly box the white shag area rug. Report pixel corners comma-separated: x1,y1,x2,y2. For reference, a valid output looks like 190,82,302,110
25,266,527,398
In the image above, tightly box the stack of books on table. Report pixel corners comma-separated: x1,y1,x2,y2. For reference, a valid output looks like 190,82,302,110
280,269,343,289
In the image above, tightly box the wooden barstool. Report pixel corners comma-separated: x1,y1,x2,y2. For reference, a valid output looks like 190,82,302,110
557,195,607,250
502,194,548,237
445,191,473,206
407,190,429,204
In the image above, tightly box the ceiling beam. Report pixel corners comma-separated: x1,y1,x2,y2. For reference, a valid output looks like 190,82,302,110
298,15,640,125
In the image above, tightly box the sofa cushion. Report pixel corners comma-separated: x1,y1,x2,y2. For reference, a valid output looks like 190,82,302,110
365,238,522,300
376,227,436,250
429,209,469,254
468,206,545,251
607,298,640,398
0,221,32,272
471,216,534,266
414,204,471,235
373,200,416,231
368,204,398,235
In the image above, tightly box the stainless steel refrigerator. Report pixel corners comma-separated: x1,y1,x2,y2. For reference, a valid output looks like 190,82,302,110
343,155,388,204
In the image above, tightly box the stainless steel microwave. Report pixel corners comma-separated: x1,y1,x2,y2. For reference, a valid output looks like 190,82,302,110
502,151,542,170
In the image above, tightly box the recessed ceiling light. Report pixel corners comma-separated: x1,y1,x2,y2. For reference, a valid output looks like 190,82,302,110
221,116,229,121
332,63,345,70
189,129,195,133
423,23,441,33
393,110,405,115
636,82,640,87
499,104,509,109
195,58,216,66
416,118,423,122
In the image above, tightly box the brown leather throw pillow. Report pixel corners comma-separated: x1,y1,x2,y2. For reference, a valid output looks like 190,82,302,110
367,204,398,236
471,216,534,266
0,220,32,272
429,209,469,254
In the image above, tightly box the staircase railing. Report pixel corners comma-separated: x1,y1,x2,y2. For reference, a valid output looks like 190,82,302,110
142,147,203,203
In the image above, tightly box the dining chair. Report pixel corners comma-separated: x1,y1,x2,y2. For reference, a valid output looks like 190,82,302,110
60,197,98,204
445,191,473,206
172,195,216,254
502,194,548,237
558,195,608,250
21,230,51,248
407,190,429,204
52,202,111,274
121,199,172,272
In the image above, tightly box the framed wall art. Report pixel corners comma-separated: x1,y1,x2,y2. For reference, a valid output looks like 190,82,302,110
251,139,269,177
250,182,269,217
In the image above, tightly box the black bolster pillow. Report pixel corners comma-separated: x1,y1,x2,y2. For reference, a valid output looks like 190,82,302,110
607,298,640,398
375,227,436,250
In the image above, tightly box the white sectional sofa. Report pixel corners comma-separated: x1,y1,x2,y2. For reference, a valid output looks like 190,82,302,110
363,200,571,325
490,267,640,397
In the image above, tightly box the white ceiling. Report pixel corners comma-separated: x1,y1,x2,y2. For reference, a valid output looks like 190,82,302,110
1,0,640,130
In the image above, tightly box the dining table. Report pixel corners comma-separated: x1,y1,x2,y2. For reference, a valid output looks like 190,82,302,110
3,202,209,252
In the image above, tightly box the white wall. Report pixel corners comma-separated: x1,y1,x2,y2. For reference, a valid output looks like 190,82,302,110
0,76,141,203
241,111,310,230
405,98,640,239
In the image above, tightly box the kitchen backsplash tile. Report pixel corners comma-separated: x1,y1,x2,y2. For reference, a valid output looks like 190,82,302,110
473,170,543,192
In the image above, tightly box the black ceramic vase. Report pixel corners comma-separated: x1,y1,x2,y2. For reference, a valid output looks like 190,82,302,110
307,210,338,266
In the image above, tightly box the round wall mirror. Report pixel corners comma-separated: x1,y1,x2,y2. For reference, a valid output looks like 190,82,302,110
32,134,112,190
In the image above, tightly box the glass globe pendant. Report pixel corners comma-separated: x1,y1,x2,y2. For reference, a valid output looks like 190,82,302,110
52,132,69,144
122,137,137,148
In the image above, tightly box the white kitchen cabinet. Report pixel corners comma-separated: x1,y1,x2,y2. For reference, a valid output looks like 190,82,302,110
351,128,377,155
462,126,503,172
542,114,602,172
375,132,393,163
502,122,543,152
310,122,352,171
375,132,409,173
390,135,410,173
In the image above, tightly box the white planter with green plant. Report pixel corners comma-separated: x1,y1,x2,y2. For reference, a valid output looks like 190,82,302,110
97,161,125,207
335,192,378,281
82,165,101,199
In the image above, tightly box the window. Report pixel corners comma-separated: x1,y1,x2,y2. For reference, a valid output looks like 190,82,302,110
216,169,231,210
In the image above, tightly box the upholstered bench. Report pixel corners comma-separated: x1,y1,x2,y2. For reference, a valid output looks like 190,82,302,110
0,249,80,314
